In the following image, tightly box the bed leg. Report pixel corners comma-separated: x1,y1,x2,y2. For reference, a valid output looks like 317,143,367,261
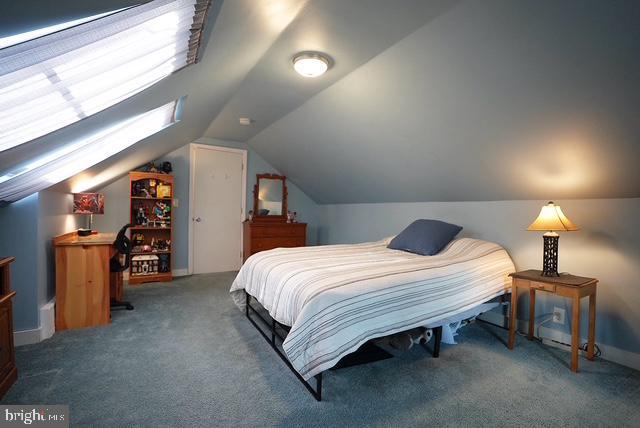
315,373,323,402
433,326,442,358
245,291,250,317
271,319,276,344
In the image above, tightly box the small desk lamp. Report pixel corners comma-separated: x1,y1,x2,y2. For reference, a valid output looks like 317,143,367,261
73,193,104,236
527,201,579,277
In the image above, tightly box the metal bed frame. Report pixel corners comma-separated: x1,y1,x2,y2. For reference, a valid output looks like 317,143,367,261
244,290,443,401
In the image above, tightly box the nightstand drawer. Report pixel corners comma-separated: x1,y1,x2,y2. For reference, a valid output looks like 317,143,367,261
529,281,556,293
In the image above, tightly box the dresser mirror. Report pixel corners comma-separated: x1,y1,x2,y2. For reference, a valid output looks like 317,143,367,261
253,174,287,220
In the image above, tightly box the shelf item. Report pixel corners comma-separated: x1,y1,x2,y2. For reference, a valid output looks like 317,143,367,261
129,172,173,284
131,196,173,200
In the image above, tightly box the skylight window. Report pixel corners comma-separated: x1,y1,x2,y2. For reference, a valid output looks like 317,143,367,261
0,98,183,203
0,0,210,153
0,9,124,49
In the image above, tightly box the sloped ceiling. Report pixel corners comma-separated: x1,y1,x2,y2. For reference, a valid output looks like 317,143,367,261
2,0,312,194
63,0,312,193
211,0,640,203
204,0,458,141
62,0,461,194
3,0,639,203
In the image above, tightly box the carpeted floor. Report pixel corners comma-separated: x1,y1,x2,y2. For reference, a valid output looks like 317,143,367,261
3,273,639,427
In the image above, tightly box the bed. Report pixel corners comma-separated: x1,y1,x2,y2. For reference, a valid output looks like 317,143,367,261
230,237,515,399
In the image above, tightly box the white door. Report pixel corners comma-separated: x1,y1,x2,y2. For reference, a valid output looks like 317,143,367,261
192,146,245,274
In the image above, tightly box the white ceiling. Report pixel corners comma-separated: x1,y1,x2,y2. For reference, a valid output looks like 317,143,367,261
3,0,639,203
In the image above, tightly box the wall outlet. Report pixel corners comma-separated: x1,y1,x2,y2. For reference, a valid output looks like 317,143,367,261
553,307,566,324
172,198,179,208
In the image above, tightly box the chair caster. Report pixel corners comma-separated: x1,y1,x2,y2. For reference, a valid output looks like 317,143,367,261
111,299,134,311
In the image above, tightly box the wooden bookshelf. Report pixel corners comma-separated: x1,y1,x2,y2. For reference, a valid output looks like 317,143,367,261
129,171,173,285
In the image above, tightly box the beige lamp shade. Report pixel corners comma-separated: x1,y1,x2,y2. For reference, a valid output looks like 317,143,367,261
527,201,579,232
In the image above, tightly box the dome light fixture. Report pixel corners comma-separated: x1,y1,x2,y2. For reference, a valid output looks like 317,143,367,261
292,51,331,78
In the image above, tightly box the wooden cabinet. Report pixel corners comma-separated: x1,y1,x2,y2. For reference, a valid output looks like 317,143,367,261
0,257,17,399
243,221,306,262
54,232,115,330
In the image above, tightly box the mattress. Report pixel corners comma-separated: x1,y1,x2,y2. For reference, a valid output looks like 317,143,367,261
230,237,515,380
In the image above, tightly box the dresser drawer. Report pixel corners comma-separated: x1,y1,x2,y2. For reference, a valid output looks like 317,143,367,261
253,237,304,252
250,224,306,238
243,221,307,262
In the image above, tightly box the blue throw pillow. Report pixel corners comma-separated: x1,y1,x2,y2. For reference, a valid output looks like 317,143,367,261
387,219,463,256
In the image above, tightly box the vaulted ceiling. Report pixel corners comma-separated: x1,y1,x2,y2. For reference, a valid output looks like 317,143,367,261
226,0,640,203
3,0,639,203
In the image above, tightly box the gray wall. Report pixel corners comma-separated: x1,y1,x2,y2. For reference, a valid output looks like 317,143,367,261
0,195,40,330
37,191,80,305
0,190,78,331
92,138,320,271
318,198,640,360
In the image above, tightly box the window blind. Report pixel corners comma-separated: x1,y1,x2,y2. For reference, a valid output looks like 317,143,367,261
0,98,182,203
0,0,210,153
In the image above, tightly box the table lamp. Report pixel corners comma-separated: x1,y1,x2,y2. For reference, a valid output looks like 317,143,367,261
73,193,104,236
527,201,579,277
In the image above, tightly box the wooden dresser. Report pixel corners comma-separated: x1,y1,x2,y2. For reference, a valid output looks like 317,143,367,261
0,257,17,399
243,221,306,262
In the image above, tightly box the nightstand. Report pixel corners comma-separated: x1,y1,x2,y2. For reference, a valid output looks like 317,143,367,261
507,269,598,372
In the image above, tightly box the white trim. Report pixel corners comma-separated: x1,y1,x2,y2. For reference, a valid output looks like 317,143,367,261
172,268,189,277
14,328,42,347
14,298,57,346
39,299,55,341
188,142,247,275
478,311,640,371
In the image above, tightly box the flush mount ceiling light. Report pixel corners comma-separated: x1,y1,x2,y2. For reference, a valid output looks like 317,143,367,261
292,52,331,78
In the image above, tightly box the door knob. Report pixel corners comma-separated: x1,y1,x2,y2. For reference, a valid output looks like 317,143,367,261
193,217,202,222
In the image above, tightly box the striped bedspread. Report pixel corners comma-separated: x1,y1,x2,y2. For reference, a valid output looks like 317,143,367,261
230,237,515,380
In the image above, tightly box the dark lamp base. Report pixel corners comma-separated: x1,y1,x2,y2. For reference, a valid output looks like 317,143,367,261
77,228,92,237
541,234,560,277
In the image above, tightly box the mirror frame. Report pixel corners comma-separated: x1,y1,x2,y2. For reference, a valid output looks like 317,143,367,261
252,173,288,221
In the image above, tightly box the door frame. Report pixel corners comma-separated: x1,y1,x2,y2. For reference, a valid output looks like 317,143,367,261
188,143,247,275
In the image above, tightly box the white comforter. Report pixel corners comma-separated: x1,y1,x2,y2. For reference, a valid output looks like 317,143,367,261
230,237,515,380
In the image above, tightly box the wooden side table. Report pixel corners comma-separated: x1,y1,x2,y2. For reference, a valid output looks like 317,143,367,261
507,269,598,372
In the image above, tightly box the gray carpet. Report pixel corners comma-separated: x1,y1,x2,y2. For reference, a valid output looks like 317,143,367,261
3,273,639,427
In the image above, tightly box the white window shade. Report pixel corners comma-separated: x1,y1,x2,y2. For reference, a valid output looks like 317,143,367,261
0,10,127,49
0,99,182,203
0,0,210,153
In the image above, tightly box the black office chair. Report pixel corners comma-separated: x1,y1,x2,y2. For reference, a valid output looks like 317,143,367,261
110,224,134,310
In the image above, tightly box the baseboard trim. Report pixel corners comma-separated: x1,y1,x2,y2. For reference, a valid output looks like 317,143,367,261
13,328,42,347
39,299,55,341
478,311,640,371
172,268,189,277
14,299,56,347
